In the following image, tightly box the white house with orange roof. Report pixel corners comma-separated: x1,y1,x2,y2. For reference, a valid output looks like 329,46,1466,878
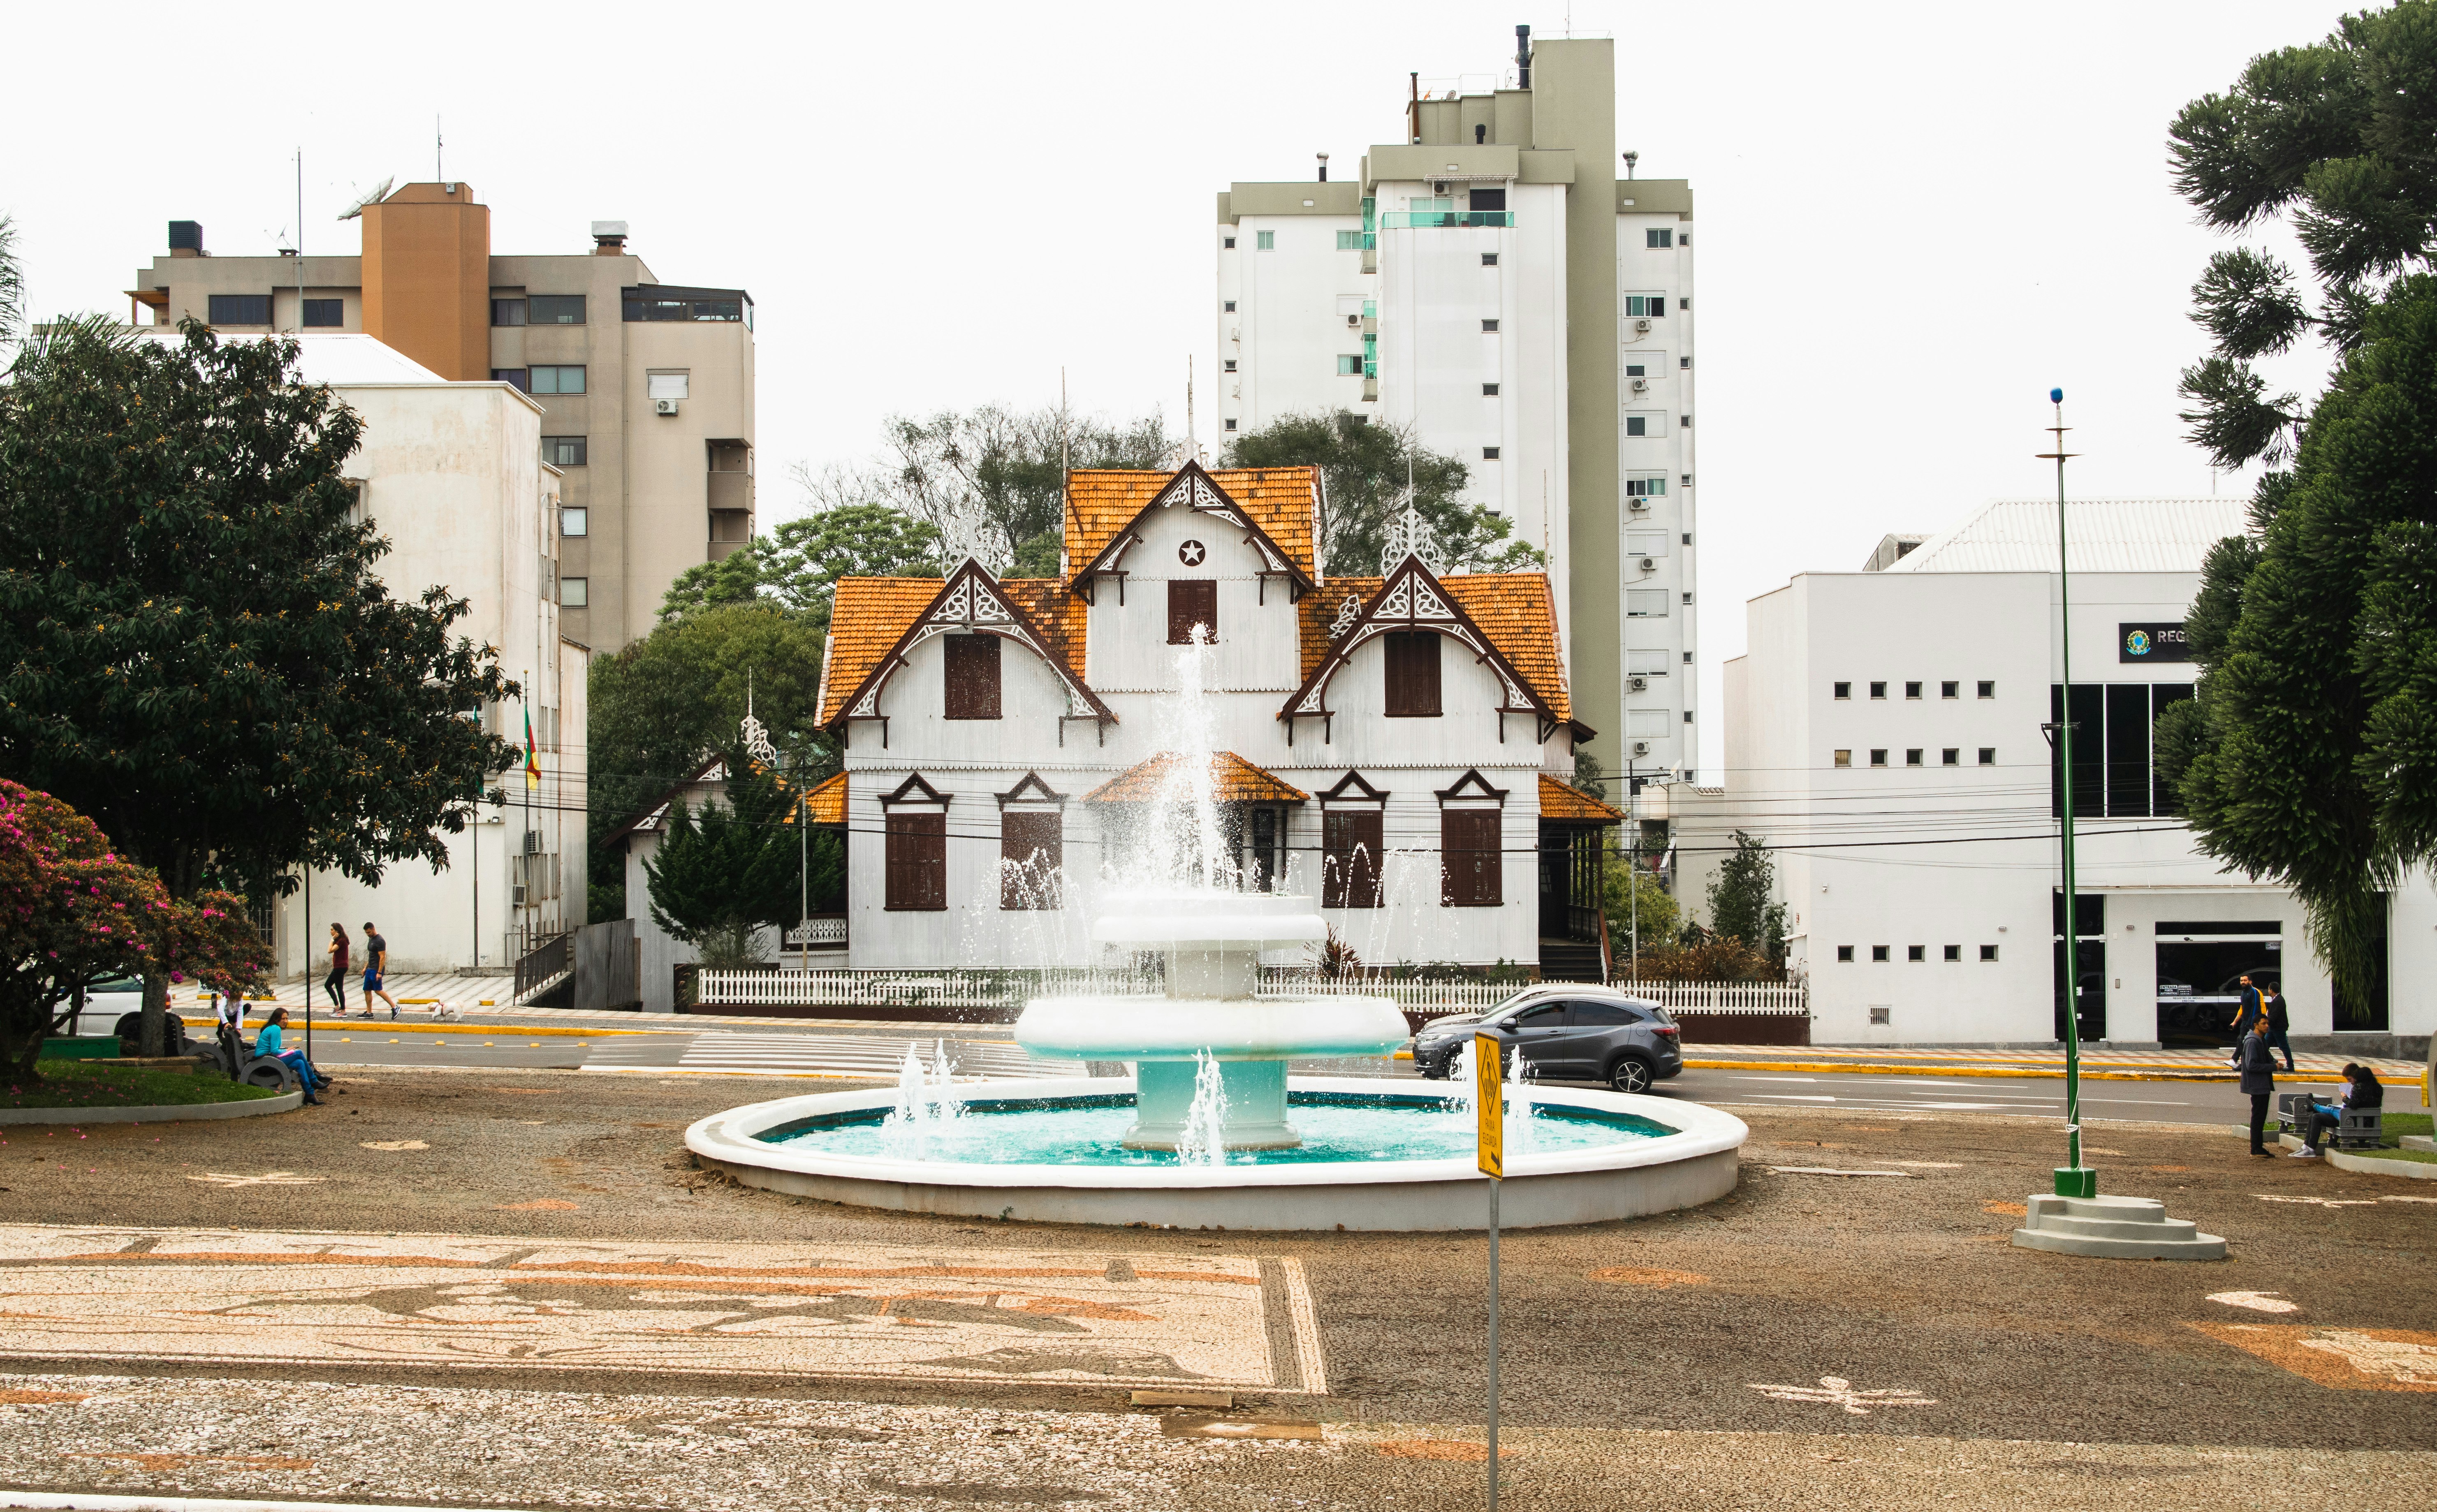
815,462,1621,979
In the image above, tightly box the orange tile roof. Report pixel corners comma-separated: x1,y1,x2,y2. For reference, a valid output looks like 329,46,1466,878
1538,773,1623,824
817,573,1091,727
1084,751,1309,805
803,771,847,827
1065,465,1319,583
1294,570,1575,725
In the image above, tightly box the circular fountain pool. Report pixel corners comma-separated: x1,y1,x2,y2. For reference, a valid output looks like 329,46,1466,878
685,1075,1747,1231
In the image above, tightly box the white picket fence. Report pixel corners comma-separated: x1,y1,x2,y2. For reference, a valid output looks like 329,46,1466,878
693,966,1807,1019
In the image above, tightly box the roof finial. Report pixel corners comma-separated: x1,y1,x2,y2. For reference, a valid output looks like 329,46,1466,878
739,667,776,767
1379,475,1442,576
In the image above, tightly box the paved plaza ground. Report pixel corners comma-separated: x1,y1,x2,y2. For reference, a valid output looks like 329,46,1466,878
0,1067,2430,1510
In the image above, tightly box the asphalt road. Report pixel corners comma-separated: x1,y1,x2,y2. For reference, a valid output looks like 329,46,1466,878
287,1023,2264,1127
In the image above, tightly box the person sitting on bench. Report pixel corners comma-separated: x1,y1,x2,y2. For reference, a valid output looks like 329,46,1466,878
2291,1063,2383,1158
253,1007,331,1106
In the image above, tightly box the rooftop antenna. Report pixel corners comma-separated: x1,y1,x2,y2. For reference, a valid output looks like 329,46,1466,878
1059,367,1073,577
294,150,304,331
337,176,394,221
1185,355,1198,465
436,114,442,183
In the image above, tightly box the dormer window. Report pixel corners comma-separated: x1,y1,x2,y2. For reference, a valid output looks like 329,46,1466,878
943,635,1001,719
1384,632,1441,716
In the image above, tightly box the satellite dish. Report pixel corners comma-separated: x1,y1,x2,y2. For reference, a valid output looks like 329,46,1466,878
336,177,394,222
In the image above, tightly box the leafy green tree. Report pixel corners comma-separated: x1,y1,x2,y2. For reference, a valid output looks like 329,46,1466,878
661,504,946,630
2162,5,2437,997
1705,831,1787,968
643,750,823,969
1601,864,1680,966
588,603,829,919
1223,410,1540,577
0,321,516,1052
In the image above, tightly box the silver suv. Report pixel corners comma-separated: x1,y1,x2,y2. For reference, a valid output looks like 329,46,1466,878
1411,984,1684,1093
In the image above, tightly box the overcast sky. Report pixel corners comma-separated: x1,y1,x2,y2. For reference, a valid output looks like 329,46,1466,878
12,0,2351,765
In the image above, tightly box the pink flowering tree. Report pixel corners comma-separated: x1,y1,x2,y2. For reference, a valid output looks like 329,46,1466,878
0,780,268,1080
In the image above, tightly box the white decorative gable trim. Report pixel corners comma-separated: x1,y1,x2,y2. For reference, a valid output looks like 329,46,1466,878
1070,461,1315,603
833,559,1115,748
1281,556,1561,747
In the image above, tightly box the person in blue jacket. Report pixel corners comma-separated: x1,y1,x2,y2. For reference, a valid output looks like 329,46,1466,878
254,1007,330,1105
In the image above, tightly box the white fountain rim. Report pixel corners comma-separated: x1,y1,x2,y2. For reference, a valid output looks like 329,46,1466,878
684,1074,1748,1192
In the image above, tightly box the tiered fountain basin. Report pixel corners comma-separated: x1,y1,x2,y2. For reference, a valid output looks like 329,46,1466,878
685,1078,1745,1231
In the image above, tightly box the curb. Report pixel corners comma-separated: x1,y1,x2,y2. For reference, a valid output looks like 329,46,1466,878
1,1492,535,1512
1679,1058,2295,1083
178,1017,653,1040
0,1091,303,1126
2272,1131,2437,1179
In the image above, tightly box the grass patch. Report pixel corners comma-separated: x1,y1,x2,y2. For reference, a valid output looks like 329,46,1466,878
2340,1144,2437,1166
5,1062,280,1110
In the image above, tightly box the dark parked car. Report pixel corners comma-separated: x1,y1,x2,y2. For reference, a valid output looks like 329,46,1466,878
1411,987,1683,1093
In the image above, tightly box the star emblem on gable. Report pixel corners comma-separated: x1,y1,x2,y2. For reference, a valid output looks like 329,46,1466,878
1178,540,1206,566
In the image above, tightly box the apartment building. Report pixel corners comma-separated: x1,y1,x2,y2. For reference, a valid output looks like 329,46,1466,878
125,184,754,653
1218,30,1696,784
1650,499,2427,1055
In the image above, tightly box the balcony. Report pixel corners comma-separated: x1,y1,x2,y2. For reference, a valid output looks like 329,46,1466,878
708,470,753,512
1378,211,1515,229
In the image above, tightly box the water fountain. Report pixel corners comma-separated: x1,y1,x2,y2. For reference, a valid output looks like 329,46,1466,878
684,637,1745,1230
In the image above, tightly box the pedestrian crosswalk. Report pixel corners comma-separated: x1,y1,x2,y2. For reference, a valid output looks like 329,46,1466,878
584,1030,1080,1080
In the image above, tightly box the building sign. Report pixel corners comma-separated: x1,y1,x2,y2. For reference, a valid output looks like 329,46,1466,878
2118,622,2192,663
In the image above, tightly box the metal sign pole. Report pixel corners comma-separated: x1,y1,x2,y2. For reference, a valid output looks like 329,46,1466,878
1473,1031,1504,1510
2038,389,2092,1200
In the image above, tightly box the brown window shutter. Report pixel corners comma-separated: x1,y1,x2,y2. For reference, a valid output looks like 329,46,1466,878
1441,809,1501,907
1000,810,1063,910
1167,580,1218,644
1324,810,1384,908
886,812,948,910
943,635,1001,720
1385,632,1442,717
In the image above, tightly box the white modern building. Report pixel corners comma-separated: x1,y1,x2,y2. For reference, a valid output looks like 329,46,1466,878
1655,499,2430,1056
156,334,590,979
817,463,1621,981
1219,29,1697,783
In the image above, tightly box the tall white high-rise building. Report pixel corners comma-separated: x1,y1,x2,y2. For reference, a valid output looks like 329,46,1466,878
1218,30,1697,782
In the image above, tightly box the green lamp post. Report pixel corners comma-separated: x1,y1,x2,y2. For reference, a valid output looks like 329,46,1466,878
2040,388,2096,1200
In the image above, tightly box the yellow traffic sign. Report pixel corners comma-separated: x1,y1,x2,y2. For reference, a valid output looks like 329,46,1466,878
1474,1033,1503,1179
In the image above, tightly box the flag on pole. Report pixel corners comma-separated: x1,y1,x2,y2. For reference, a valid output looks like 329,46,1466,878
523,705,540,791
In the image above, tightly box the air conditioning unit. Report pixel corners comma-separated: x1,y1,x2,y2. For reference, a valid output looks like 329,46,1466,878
1348,314,1360,327
1633,318,1651,333
1638,556,1657,572
511,885,528,906
1627,497,1651,512
1631,741,1652,757
653,397,680,416
1629,676,1648,692
1629,377,1649,394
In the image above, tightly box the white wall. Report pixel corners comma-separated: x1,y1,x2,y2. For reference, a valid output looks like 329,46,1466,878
1222,213,1369,436
1615,208,1697,779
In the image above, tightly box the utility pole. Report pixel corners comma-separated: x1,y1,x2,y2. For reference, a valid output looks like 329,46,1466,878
2038,389,2094,1200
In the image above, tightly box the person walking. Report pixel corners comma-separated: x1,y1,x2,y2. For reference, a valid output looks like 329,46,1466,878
2237,1017,2278,1157
255,1007,331,1105
2231,973,2268,1038
2263,982,2296,1073
322,924,351,1018
361,922,399,1020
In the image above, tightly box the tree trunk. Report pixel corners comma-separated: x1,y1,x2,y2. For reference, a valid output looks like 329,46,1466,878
139,970,169,1058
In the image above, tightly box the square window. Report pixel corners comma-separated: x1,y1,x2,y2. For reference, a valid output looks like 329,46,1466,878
1942,748,1960,766
1336,355,1364,376
1681,591,1692,604
1683,709,1695,722
302,298,343,327
1646,227,1674,248
530,365,586,395
1682,533,1692,546
1978,681,1996,698
491,297,527,327
492,368,529,393
646,371,688,401
1482,446,1501,460
1223,359,1237,372
1834,682,1851,699
1979,747,1996,765
1483,382,1501,396
1680,356,1691,368
559,506,588,537
1482,252,1499,266
542,435,587,467
1906,748,1923,766
1223,236,1236,249
1907,945,1925,962
1624,411,1666,437
1833,750,1851,768
1256,230,1274,250
1869,749,1887,767
1337,229,1364,250
1869,681,1887,699
1871,945,1890,963
1981,945,2000,962
1904,681,1923,699
1943,945,1962,962
558,576,587,608
1941,680,1959,699
1683,651,1693,663
1223,300,1237,312
1867,1005,1892,1026
1836,945,1855,963
527,294,585,325
1224,418,1238,432
1481,318,1500,332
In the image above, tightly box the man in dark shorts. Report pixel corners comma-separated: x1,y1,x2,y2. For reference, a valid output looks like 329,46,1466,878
361,922,399,1020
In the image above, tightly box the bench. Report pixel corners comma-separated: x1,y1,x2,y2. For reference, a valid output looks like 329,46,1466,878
2337,1107,2384,1152
2276,1091,2318,1134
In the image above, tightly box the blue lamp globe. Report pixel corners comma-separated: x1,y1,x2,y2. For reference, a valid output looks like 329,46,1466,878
2050,387,2064,403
